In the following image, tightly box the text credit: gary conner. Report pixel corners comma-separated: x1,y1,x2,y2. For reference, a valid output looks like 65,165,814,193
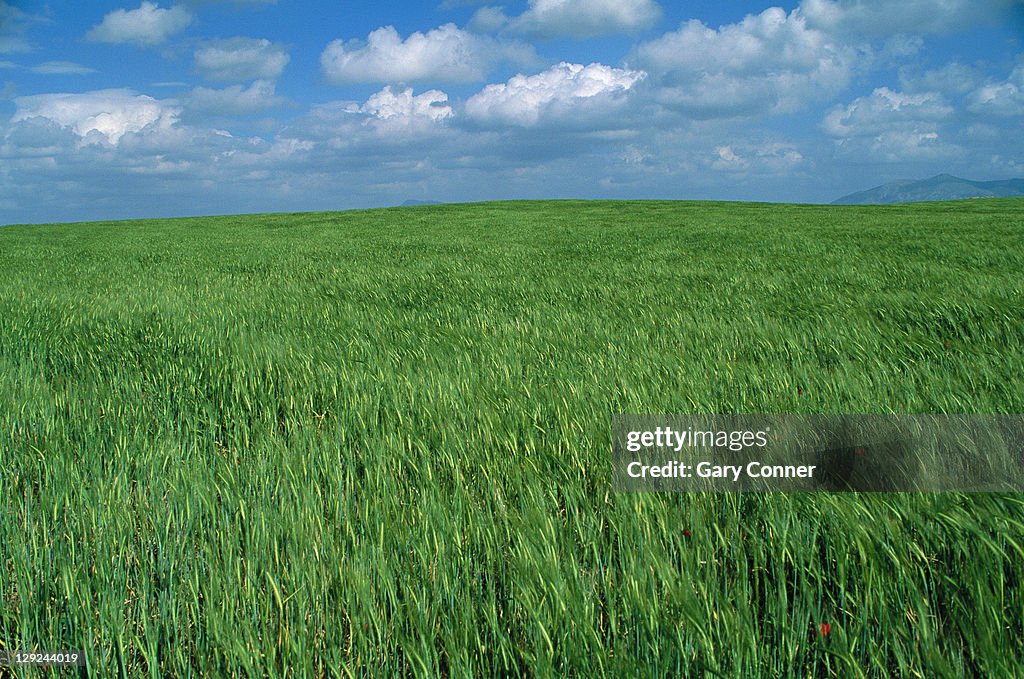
622,426,817,481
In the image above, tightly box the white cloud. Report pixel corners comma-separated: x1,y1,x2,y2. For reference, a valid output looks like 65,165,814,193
465,62,645,127
359,86,453,123
822,87,961,161
967,64,1024,117
188,80,285,114
899,61,984,96
86,2,193,47
468,6,509,33
9,89,181,144
822,87,953,137
279,86,456,155
30,61,97,75
800,0,1017,36
194,38,289,82
633,7,855,118
620,144,652,166
506,0,662,38
713,145,744,169
320,23,534,84
879,34,923,60
4,0,1020,225
710,142,805,173
866,130,959,162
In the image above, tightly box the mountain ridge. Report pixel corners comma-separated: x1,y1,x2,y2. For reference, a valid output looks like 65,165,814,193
832,174,1024,204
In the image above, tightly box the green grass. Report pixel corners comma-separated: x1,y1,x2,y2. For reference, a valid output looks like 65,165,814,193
1,198,1023,677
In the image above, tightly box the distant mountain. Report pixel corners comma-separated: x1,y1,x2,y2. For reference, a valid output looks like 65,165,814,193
399,199,441,207
832,174,1024,205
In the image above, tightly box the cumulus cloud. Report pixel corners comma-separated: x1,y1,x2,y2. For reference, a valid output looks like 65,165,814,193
9,89,181,145
709,142,806,174
194,38,289,82
899,61,985,96
822,87,953,137
86,2,193,47
320,23,534,84
5,0,1020,225
359,86,453,123
633,7,855,118
967,64,1024,117
274,86,457,159
800,0,1018,36
0,104,273,223
873,130,954,160
505,0,662,39
822,87,960,161
465,62,645,127
187,79,285,114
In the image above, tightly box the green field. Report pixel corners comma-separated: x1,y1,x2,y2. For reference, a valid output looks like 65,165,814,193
2,199,1023,677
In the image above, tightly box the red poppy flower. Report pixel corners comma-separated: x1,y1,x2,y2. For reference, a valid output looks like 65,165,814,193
818,623,831,636
682,529,692,538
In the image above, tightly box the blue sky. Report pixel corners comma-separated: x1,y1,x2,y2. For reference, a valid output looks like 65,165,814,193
1,0,1022,223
